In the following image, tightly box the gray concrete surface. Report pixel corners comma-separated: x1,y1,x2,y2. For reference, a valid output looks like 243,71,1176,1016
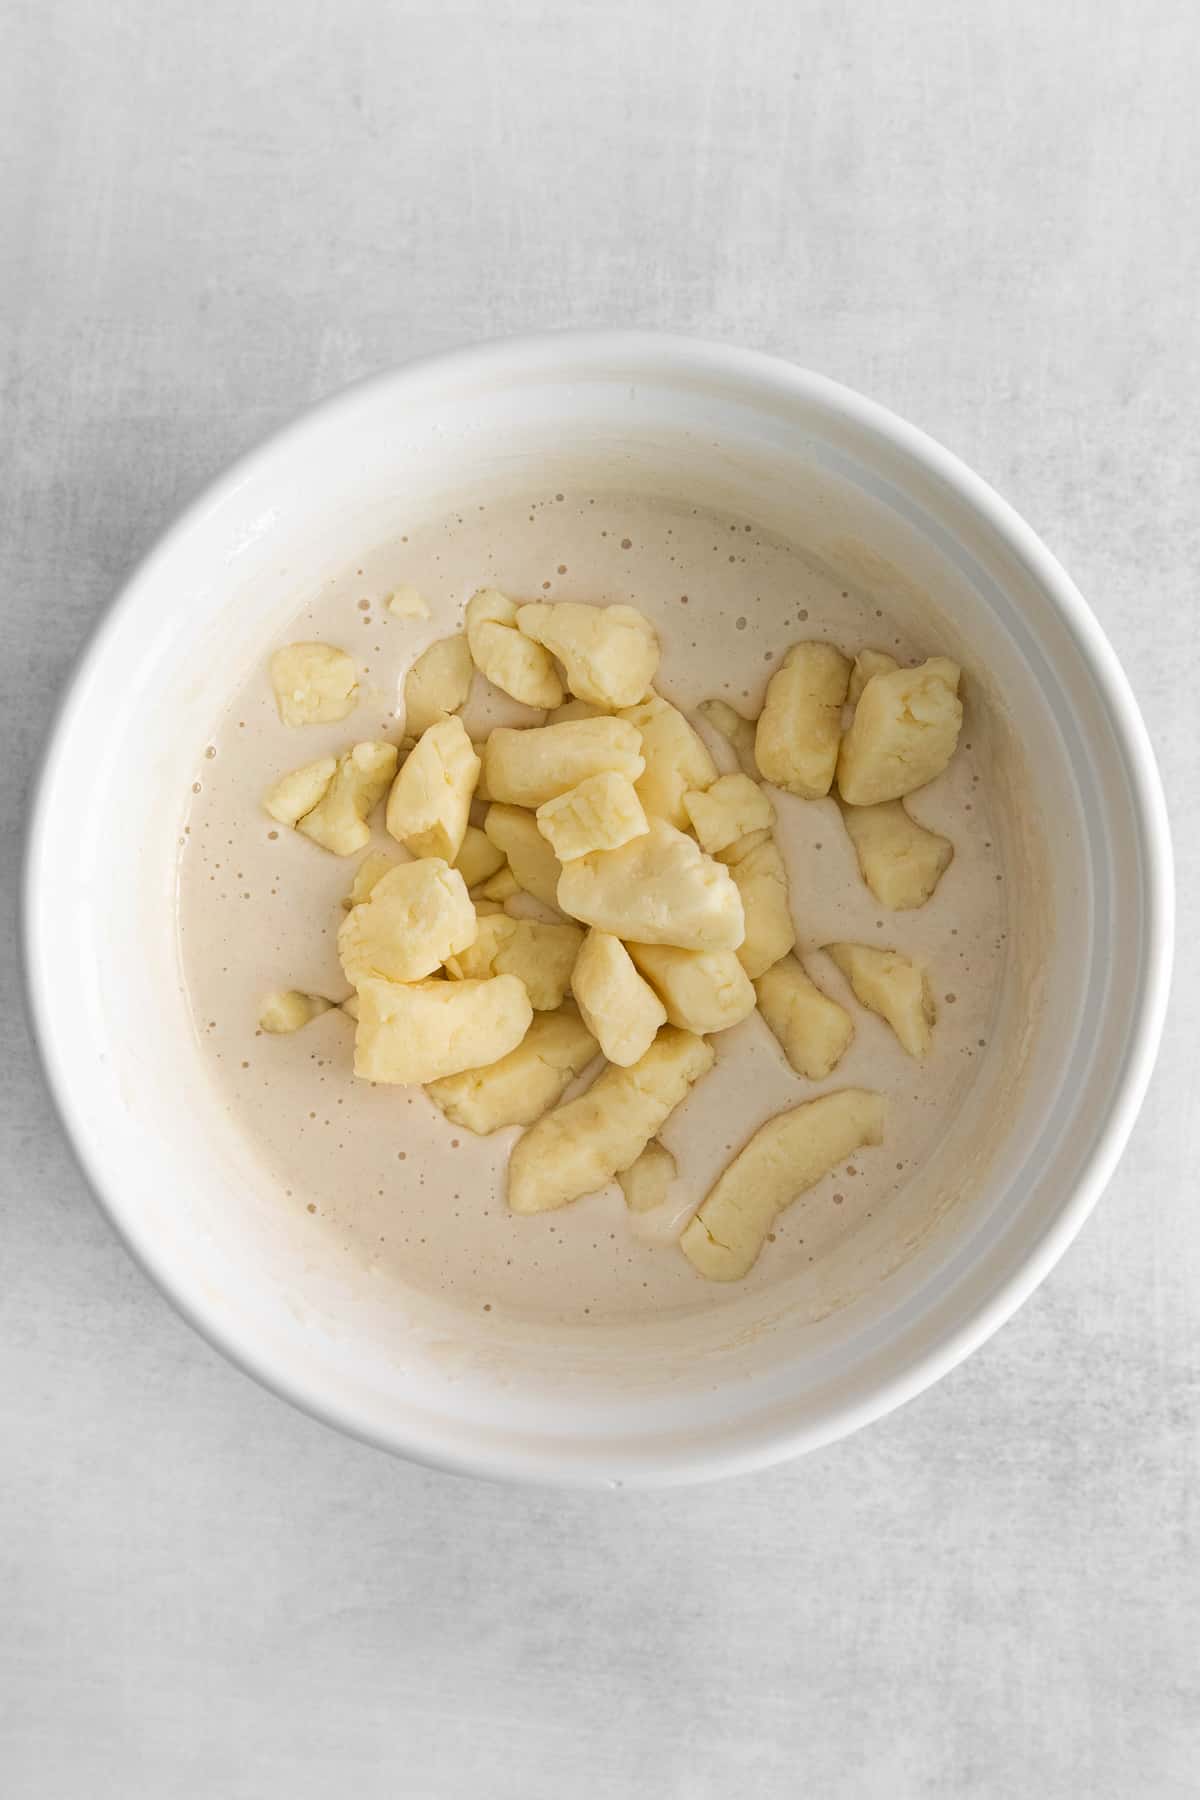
2,2,1197,1794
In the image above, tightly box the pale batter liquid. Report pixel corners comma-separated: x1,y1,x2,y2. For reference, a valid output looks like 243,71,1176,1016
177,489,1009,1327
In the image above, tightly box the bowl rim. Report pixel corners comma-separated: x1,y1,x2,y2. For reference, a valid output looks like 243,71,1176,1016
21,329,1175,1487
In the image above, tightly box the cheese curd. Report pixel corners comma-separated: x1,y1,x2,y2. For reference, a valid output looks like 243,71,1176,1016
557,817,745,952
517,601,659,707
570,930,667,1067
353,973,532,1085
466,587,564,709
295,742,398,856
269,642,358,727
536,772,649,861
338,859,477,985
385,715,479,862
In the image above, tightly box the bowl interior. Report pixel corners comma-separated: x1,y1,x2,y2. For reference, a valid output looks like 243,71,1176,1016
26,339,1166,1483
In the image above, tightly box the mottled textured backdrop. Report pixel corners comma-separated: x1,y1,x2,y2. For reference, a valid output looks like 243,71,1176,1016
2,2,1196,1795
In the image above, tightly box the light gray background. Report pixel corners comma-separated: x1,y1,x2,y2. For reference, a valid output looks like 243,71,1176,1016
2,1,1197,1795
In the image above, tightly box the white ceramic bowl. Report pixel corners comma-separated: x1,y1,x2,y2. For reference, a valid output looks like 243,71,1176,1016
24,333,1172,1487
